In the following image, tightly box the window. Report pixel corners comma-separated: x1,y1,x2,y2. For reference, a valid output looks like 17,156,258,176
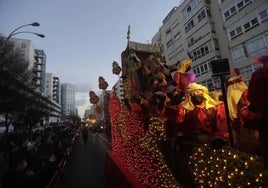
230,6,236,14
197,10,206,22
166,39,173,48
224,11,230,19
244,17,259,31
259,9,268,22
193,51,197,60
236,0,253,11
204,46,209,54
204,63,208,71
185,20,194,33
246,36,266,55
229,26,243,39
237,1,244,10
193,60,210,77
244,0,253,6
174,31,181,41
194,67,200,76
223,6,237,20
232,45,245,61
183,0,202,18
187,5,192,13
230,30,236,38
236,26,242,34
188,37,194,47
165,28,171,35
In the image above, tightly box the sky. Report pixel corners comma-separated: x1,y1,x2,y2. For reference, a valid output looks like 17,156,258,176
0,0,181,117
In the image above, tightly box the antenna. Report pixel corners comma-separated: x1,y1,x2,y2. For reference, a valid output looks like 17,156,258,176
127,25,130,41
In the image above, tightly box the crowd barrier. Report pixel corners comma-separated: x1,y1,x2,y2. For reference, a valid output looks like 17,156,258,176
46,133,78,188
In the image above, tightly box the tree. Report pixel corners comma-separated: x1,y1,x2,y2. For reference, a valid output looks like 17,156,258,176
0,35,35,134
0,35,33,86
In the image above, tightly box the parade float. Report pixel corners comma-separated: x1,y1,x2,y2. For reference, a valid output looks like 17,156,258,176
92,30,266,187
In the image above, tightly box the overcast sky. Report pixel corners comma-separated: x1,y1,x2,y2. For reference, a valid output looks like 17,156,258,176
0,0,180,116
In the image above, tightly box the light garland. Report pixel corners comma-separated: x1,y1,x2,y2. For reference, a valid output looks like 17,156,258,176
189,145,265,187
109,91,180,187
139,115,179,187
108,89,267,188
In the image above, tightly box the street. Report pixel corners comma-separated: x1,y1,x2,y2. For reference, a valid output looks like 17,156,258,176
57,131,111,188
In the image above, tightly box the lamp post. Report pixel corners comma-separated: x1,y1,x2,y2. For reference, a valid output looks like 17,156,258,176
6,31,45,42
0,22,45,62
3,22,45,49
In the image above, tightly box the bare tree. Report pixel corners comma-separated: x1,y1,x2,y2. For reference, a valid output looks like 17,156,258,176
0,35,34,133
0,35,33,87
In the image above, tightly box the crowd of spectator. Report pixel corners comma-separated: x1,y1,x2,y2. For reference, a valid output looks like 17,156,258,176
0,124,79,188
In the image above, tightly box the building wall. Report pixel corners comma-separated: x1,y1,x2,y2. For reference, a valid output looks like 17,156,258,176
61,83,76,117
45,73,53,99
45,73,61,104
152,0,268,90
35,49,46,93
8,38,47,92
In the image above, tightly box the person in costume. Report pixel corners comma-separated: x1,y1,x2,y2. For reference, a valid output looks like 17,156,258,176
173,59,194,97
226,68,249,148
174,83,226,187
227,68,248,122
236,88,260,154
176,83,226,147
209,90,229,141
247,55,268,168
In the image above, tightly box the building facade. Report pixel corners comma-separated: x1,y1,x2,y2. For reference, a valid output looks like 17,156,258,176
152,0,268,90
45,73,61,104
35,49,46,93
61,83,76,117
8,38,47,93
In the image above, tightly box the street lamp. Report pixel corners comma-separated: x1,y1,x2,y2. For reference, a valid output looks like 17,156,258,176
6,22,41,40
3,22,45,48
7,31,45,39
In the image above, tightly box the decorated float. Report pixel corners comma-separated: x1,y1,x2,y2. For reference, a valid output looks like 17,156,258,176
94,30,266,187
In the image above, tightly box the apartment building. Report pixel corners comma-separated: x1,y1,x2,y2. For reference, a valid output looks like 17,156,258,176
45,73,61,104
152,0,268,90
61,83,76,117
7,38,47,93
35,49,46,93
